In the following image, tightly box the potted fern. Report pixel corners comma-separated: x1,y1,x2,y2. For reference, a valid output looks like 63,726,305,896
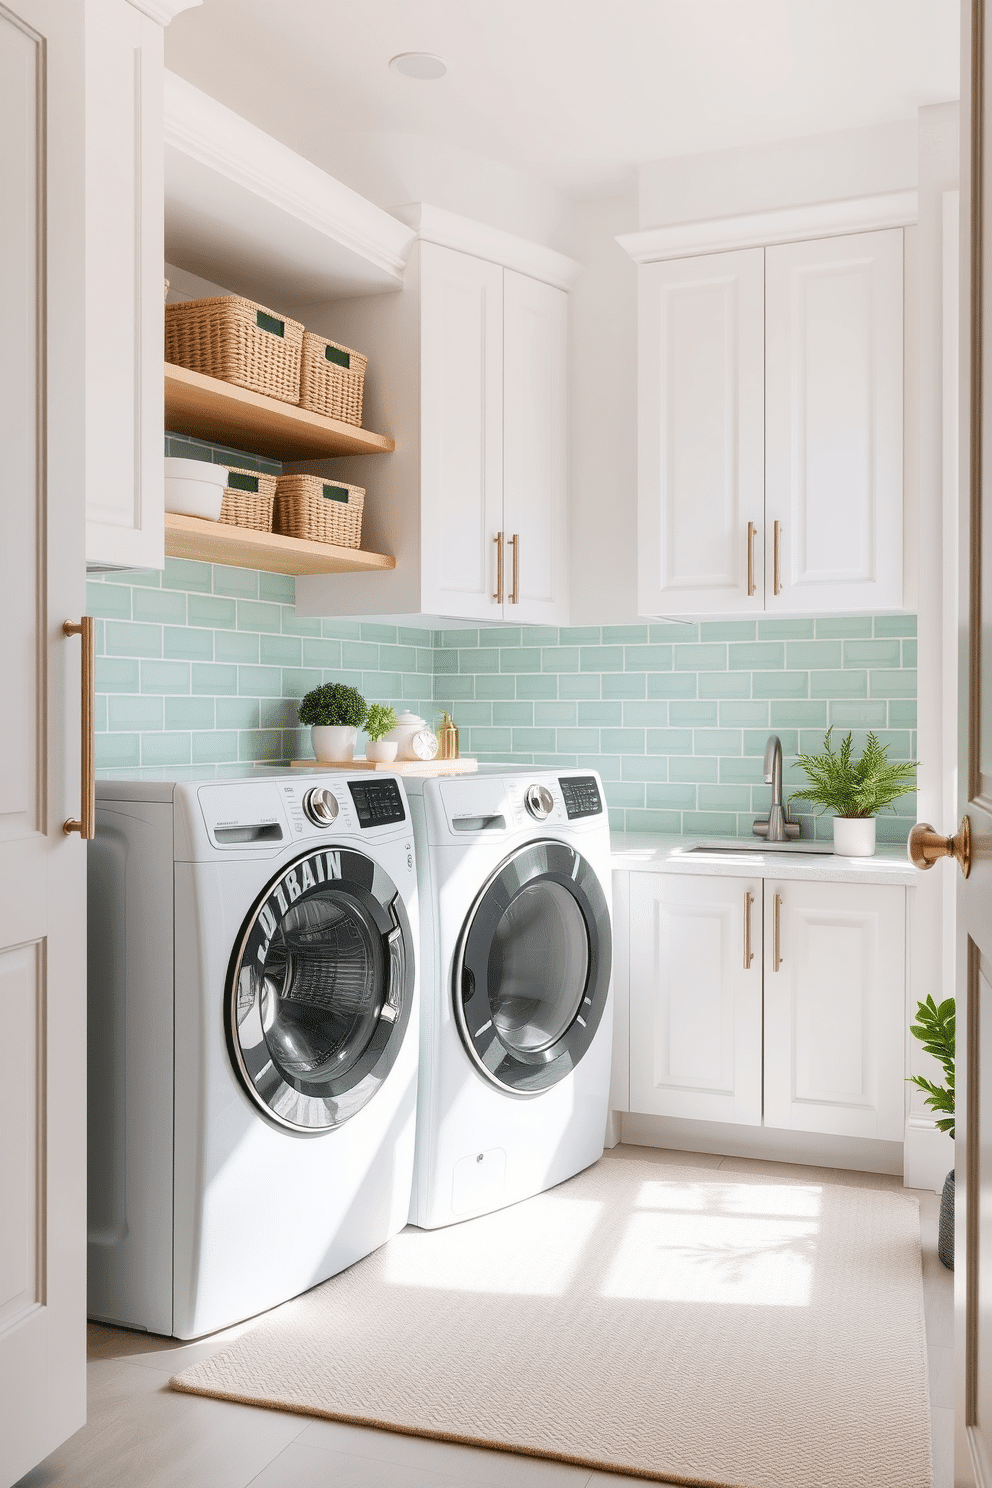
790,728,918,856
909,995,955,1269
298,683,367,762
364,704,398,764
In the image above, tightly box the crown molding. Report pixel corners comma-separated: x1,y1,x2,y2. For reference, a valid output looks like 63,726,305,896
394,203,582,291
617,190,919,264
164,71,415,295
126,0,201,23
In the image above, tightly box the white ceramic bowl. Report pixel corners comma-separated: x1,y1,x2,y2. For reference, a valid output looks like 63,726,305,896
164,457,227,521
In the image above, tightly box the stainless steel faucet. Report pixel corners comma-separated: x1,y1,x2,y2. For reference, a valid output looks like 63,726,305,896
753,734,800,842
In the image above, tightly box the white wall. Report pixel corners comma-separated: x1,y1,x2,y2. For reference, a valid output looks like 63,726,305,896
638,118,919,228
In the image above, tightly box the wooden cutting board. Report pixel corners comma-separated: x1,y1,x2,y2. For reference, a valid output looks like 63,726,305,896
291,757,478,776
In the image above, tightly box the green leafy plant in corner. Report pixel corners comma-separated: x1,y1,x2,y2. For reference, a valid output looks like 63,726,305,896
297,683,367,729
790,728,918,819
364,704,397,742
908,995,955,1141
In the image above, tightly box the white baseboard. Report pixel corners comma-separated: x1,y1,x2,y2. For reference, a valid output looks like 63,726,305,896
604,1111,622,1150
903,1116,954,1194
619,1112,904,1176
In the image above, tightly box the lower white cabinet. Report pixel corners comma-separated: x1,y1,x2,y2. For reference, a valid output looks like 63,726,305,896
629,873,763,1125
626,872,907,1142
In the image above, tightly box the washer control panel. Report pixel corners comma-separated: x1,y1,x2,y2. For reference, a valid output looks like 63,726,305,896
559,775,603,820
348,778,406,828
524,783,555,821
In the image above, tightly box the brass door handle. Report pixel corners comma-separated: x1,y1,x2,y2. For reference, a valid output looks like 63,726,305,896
747,522,757,598
773,892,783,971
773,521,782,596
743,890,754,969
63,617,95,840
493,531,504,604
509,533,519,604
908,817,971,879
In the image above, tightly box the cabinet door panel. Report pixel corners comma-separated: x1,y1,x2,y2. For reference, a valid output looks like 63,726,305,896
765,229,903,613
629,873,762,1124
420,243,504,621
638,249,764,616
84,0,163,570
502,270,568,624
763,881,906,1139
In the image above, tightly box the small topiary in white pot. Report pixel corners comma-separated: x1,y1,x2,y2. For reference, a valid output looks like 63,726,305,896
790,728,919,857
298,682,367,762
364,704,398,763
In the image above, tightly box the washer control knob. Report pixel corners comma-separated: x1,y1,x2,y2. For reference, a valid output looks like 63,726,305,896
303,787,339,827
525,783,554,821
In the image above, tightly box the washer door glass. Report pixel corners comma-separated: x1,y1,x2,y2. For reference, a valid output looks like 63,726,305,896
227,846,414,1133
455,840,611,1094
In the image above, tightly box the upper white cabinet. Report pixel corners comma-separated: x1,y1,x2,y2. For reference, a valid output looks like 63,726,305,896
626,203,910,619
84,0,168,571
295,211,576,627
765,231,904,614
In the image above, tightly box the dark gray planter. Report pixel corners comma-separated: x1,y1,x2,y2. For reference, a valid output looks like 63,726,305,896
938,1169,954,1270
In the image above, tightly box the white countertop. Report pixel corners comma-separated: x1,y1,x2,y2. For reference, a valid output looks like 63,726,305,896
610,832,917,887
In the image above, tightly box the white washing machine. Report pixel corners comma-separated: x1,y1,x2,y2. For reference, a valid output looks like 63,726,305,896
404,768,613,1229
87,768,419,1339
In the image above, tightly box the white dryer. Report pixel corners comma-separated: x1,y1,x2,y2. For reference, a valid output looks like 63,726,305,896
404,768,613,1229
87,768,419,1338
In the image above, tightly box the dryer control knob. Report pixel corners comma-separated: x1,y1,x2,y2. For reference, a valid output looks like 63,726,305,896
304,787,339,827
525,783,554,821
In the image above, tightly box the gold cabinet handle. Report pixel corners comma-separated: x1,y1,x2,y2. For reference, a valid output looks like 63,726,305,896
773,892,783,971
773,521,782,596
509,533,520,604
747,522,757,598
743,890,754,969
63,617,95,840
908,817,971,879
493,531,504,604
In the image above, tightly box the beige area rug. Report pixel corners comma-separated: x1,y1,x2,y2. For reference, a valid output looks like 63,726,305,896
170,1159,932,1488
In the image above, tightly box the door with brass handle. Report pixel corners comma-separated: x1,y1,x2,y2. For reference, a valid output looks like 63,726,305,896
743,890,754,969
493,531,504,604
746,522,757,598
772,521,783,597
908,818,971,879
508,533,520,605
63,617,96,840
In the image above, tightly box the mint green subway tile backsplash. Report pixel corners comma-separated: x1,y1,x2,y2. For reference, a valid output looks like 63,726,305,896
88,548,917,844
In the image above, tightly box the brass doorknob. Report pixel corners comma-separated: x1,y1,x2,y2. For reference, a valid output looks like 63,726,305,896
908,817,971,879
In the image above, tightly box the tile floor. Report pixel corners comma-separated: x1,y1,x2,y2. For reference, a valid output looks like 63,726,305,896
15,1145,952,1488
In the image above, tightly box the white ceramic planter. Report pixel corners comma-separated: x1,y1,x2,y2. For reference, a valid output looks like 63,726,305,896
366,738,398,764
311,725,358,762
832,816,876,857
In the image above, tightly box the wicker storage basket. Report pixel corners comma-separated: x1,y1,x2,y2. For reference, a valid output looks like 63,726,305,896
274,474,365,549
165,296,304,404
299,333,368,425
220,466,277,532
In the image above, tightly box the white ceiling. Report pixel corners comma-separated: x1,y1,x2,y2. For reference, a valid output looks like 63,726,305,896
166,0,960,198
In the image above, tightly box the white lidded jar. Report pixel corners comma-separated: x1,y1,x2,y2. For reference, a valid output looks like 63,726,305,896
383,711,438,761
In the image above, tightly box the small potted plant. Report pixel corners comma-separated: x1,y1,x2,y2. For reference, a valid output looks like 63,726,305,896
790,728,918,856
297,682,367,763
364,704,398,764
908,995,955,1269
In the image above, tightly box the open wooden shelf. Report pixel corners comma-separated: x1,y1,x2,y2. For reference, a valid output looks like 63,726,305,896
164,363,396,461
165,513,396,576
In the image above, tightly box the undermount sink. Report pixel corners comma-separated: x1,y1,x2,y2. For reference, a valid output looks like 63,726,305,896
682,839,834,856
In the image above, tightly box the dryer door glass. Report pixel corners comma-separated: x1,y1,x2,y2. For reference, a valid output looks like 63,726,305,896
227,847,414,1133
455,840,611,1094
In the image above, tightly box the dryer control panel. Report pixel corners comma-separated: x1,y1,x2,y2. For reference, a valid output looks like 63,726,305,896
348,778,406,828
559,775,603,820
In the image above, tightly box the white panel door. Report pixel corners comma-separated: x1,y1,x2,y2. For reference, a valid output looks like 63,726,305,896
637,248,764,617
763,880,906,1140
83,0,164,572
0,2,88,1482
764,229,904,613
420,242,504,622
628,873,762,1125
502,269,569,624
